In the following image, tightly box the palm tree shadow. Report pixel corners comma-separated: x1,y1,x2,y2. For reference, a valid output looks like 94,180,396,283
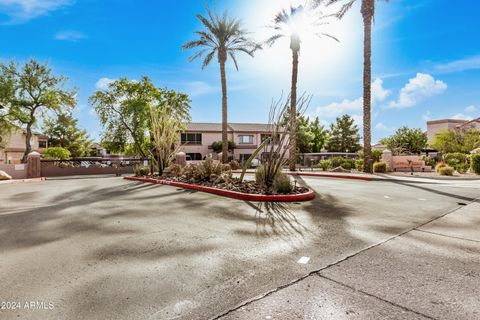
242,201,309,240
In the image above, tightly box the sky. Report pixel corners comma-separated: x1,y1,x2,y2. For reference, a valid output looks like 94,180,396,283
1,0,479,143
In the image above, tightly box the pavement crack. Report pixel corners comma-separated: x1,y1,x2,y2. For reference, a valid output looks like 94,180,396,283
317,274,436,320
413,228,480,243
211,202,475,320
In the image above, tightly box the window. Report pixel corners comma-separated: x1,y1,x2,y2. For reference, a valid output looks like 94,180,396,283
239,135,253,144
239,154,252,163
181,133,202,145
186,153,202,161
261,134,281,143
38,141,47,149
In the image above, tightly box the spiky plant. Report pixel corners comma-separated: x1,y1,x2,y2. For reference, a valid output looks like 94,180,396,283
183,7,261,163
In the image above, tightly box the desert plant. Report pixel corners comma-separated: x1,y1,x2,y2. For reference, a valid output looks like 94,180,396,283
421,155,436,167
229,159,240,170
163,164,183,178
372,149,383,163
134,165,150,177
435,162,447,173
439,165,454,176
273,172,293,194
43,147,71,160
471,154,480,174
373,161,387,173
318,160,332,171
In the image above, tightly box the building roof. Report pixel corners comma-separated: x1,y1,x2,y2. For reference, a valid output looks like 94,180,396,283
426,119,469,125
185,122,276,133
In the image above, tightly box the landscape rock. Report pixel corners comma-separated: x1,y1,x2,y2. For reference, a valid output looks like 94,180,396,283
0,170,12,180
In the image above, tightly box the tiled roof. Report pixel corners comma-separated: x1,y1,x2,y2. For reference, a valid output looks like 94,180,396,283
185,122,275,132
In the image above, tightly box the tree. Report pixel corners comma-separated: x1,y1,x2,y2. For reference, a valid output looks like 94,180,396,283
90,77,191,157
297,116,327,153
183,7,260,163
326,115,361,152
0,60,76,162
431,129,480,154
267,3,338,171
43,147,71,160
149,106,186,176
211,140,236,154
43,112,92,157
320,0,389,173
379,127,427,155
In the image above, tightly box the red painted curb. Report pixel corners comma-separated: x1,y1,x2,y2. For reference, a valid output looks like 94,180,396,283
124,176,315,202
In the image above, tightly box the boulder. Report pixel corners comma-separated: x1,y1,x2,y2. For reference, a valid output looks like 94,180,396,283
329,166,351,173
0,170,12,180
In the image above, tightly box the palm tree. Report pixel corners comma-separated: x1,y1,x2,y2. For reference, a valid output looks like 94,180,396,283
266,5,338,171
183,7,260,163
317,0,388,173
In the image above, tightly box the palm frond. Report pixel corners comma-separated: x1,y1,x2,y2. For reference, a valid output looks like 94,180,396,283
201,50,216,69
316,32,340,42
228,52,239,71
265,34,284,47
188,49,208,62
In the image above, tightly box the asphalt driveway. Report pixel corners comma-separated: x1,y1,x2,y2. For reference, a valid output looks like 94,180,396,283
0,175,478,319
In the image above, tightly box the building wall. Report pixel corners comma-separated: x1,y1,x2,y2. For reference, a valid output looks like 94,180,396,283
0,128,47,164
177,131,289,161
426,120,466,142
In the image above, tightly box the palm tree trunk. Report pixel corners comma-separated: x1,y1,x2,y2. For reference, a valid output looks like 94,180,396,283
219,58,228,164
362,1,374,174
289,49,299,171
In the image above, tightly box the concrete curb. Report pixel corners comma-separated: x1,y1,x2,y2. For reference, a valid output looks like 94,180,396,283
0,177,46,185
124,176,315,202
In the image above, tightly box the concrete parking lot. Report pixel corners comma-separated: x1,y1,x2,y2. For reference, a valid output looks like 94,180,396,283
0,175,479,319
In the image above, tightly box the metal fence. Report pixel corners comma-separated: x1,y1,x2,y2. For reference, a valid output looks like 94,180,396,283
40,158,150,177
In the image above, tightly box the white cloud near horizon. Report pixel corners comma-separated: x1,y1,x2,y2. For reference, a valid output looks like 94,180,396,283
451,113,473,121
95,77,115,90
184,81,217,97
388,73,447,109
313,78,390,118
465,105,477,113
0,0,73,23
54,30,85,41
435,55,480,73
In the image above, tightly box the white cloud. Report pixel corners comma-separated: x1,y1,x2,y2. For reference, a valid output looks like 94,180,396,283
0,0,73,23
184,81,217,97
435,55,480,73
352,114,363,128
422,111,432,121
388,73,447,109
375,122,391,132
451,113,473,121
465,105,477,113
314,78,389,118
54,30,85,42
95,77,115,90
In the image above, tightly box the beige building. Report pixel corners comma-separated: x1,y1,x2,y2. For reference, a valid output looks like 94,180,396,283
426,118,480,142
0,128,48,164
178,123,289,163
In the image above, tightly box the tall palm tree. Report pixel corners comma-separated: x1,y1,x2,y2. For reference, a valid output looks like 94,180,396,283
266,5,338,171
183,8,260,163
317,0,388,173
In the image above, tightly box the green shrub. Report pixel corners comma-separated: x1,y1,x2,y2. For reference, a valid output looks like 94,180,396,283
439,165,454,176
273,172,293,194
255,165,266,185
355,159,364,171
318,160,332,171
471,154,480,174
134,165,150,177
456,163,469,174
373,161,387,173
444,152,468,164
340,159,355,170
421,155,436,167
229,160,240,170
435,162,447,173
43,147,70,160
329,157,345,168
372,149,384,163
